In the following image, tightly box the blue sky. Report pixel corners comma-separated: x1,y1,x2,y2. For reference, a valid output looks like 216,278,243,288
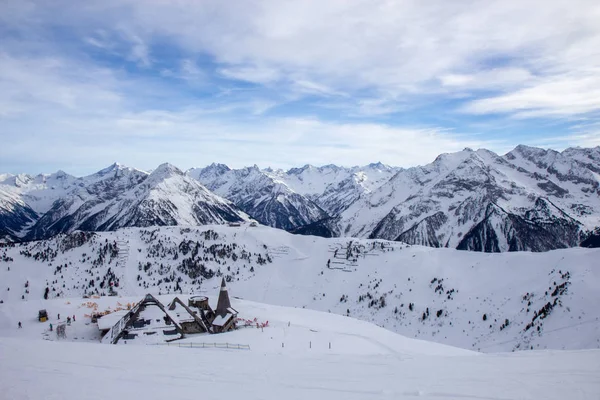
1,0,599,176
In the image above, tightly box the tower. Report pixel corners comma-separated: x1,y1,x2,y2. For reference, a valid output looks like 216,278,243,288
215,277,232,317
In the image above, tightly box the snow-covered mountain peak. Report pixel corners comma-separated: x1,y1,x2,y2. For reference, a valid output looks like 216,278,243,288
84,163,148,188
3,145,600,251
93,162,127,176
186,163,231,183
364,161,392,171
287,164,315,175
148,162,183,180
1,173,34,187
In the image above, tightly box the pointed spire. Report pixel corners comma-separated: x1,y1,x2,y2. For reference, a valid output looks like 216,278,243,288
215,277,232,317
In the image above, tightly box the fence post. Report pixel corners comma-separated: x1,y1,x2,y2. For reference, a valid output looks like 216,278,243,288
309,341,311,349
190,342,192,348
329,342,331,349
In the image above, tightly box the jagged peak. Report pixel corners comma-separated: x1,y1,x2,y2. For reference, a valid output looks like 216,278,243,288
205,162,231,171
92,162,132,177
2,173,34,187
319,164,342,171
511,144,558,157
239,165,261,175
365,161,393,170
86,163,148,183
286,164,315,175
431,148,482,169
149,163,184,178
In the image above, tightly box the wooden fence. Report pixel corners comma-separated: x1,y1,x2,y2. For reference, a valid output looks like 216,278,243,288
152,342,251,350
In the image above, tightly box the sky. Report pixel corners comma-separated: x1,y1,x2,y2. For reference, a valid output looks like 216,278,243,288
1,0,599,176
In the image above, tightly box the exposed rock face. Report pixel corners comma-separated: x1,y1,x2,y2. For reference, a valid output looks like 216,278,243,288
288,146,600,252
580,227,600,248
189,165,328,230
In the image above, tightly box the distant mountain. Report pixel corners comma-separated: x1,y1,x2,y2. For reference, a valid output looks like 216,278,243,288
278,162,401,215
188,164,327,230
293,146,600,252
0,163,247,241
2,145,600,251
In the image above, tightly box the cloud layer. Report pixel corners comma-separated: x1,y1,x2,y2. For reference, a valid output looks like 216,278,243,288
1,0,599,174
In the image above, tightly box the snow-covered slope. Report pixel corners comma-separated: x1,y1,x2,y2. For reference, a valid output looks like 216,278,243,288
281,162,401,215
2,225,599,352
304,147,600,251
0,170,79,240
23,163,247,240
189,164,328,230
3,296,599,400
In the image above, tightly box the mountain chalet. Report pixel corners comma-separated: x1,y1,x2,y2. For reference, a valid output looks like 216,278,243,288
98,278,238,344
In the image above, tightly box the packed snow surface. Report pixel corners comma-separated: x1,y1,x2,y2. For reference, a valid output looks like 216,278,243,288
1,295,600,400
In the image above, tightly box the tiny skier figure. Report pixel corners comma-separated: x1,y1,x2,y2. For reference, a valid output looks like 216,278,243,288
49,323,53,331
72,315,76,322
18,321,22,328
58,313,60,320
66,316,71,325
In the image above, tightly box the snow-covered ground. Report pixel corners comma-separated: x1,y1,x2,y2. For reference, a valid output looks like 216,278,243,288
2,225,600,399
2,225,600,352
1,295,599,400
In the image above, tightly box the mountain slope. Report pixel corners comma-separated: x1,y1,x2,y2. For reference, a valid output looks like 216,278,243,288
189,164,327,230
25,164,247,240
2,145,600,252
1,225,599,352
303,147,600,252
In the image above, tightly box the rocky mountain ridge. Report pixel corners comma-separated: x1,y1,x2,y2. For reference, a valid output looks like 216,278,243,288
2,145,599,252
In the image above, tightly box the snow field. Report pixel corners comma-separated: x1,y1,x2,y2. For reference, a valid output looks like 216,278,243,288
2,225,600,352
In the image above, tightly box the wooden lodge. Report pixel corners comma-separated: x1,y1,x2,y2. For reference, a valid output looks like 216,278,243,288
99,278,239,344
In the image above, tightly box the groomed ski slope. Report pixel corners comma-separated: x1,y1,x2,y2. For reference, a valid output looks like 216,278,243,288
1,295,600,400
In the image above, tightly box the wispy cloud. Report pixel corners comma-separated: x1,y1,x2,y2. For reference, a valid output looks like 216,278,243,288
461,72,600,118
0,0,599,174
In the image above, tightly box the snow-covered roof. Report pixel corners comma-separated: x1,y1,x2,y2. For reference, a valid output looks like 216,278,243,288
97,310,129,330
212,313,234,327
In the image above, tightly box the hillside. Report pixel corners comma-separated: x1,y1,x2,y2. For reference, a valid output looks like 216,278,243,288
1,225,599,352
2,296,599,400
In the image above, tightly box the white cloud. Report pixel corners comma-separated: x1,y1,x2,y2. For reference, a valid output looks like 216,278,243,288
121,30,151,67
73,0,597,119
0,52,122,115
0,50,500,174
219,66,281,84
5,0,600,118
2,0,600,175
440,68,534,90
461,72,600,117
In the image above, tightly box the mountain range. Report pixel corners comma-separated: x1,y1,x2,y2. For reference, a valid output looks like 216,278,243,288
1,145,599,252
